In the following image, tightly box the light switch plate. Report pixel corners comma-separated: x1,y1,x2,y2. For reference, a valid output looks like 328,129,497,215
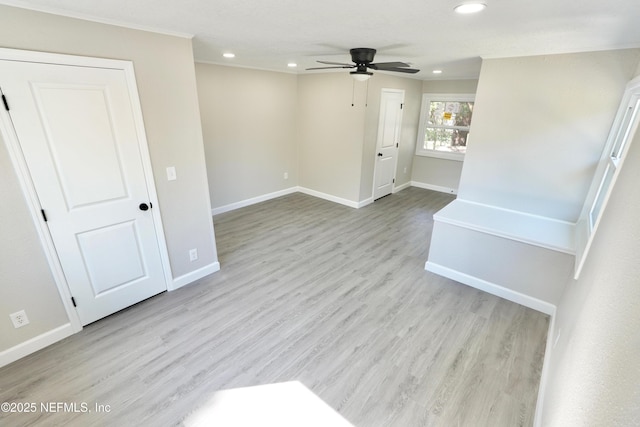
166,166,177,181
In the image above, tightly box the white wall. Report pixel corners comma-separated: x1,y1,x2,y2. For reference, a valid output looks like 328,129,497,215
196,68,423,208
458,50,640,222
0,5,217,353
196,63,298,210
297,73,368,202
411,79,478,192
541,106,640,426
426,49,640,312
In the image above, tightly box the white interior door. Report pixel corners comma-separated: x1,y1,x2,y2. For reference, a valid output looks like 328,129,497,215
373,89,404,200
0,59,166,325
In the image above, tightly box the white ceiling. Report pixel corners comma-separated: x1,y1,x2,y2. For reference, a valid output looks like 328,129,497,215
3,0,640,80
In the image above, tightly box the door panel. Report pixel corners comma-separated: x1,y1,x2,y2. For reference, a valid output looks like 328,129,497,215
373,90,404,200
0,59,166,325
34,84,128,209
76,221,146,296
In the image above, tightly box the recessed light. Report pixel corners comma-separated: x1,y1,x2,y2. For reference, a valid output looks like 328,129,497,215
287,63,297,68
454,2,486,14
223,53,235,58
432,70,443,74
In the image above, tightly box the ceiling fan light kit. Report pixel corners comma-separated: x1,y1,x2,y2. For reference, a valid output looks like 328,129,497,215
350,71,373,81
306,47,420,79
454,2,487,14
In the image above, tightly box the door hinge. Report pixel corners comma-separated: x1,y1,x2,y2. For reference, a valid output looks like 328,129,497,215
41,209,48,222
71,297,77,307
396,143,399,148
393,178,395,183
1,94,9,111
400,103,403,110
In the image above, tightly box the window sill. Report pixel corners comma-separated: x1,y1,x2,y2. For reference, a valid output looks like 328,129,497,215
415,150,465,162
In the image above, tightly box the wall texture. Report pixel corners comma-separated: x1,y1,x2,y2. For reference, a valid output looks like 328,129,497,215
196,63,298,210
458,50,640,221
541,105,640,427
411,79,478,192
0,5,217,353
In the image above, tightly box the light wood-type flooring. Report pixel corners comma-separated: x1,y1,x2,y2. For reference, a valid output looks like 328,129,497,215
0,188,549,426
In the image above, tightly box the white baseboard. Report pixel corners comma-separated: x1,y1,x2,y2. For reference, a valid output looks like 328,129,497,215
534,313,556,427
297,187,360,209
170,261,221,291
357,197,374,208
210,184,415,215
212,187,298,216
0,323,74,368
411,181,458,195
425,261,556,315
393,181,411,193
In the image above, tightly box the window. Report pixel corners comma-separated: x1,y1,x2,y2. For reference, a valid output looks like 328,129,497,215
415,93,475,160
574,77,640,278
587,96,639,233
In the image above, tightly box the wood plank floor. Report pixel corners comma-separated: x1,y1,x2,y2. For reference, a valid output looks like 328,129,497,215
0,188,549,426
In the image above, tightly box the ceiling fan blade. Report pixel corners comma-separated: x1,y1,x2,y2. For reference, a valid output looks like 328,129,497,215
316,60,355,66
369,62,411,70
383,67,420,74
306,65,354,70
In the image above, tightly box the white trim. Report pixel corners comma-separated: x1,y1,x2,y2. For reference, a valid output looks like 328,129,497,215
0,46,138,69
416,150,465,161
297,187,360,209
425,261,557,315
0,323,74,368
533,313,556,427
0,1,194,39
211,186,379,215
212,187,298,216
171,262,221,291
410,180,458,195
393,181,411,193
357,197,374,208
120,59,174,291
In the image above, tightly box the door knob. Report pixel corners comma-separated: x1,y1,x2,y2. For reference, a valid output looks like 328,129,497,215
139,203,149,211
377,153,383,157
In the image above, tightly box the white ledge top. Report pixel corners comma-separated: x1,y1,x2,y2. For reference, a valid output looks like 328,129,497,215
433,199,576,255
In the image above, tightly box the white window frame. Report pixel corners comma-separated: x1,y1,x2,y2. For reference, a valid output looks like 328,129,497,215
574,76,640,278
415,93,475,161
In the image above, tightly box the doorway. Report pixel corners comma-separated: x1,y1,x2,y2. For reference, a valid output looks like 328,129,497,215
373,88,404,200
0,50,171,326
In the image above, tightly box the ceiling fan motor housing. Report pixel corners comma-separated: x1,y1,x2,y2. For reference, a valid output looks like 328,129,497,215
350,48,377,65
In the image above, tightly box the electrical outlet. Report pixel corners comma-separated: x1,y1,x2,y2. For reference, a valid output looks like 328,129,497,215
10,310,29,328
284,172,289,180
189,248,198,262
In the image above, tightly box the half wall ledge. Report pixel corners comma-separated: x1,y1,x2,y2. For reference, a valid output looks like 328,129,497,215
426,199,575,312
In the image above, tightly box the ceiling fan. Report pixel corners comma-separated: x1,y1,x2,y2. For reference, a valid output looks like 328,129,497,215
306,48,419,81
